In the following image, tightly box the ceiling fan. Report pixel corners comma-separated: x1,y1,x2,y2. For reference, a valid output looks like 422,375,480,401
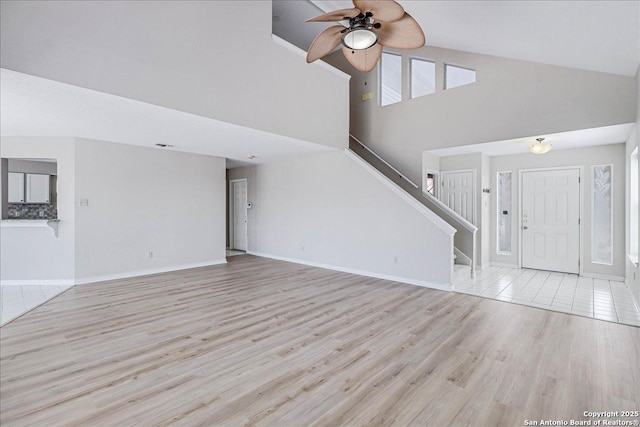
306,0,425,73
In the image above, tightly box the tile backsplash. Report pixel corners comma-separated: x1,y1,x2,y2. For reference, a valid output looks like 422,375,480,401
7,203,58,220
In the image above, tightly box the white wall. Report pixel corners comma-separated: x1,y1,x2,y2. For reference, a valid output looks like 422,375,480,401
1,1,349,149
238,150,454,288
74,139,226,282
2,137,226,284
625,65,639,303
0,137,75,282
490,144,627,279
327,45,636,184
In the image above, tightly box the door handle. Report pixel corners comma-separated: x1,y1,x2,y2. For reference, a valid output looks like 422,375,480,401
522,226,528,230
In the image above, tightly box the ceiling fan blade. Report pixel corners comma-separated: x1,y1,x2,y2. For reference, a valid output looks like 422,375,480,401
375,13,425,49
307,26,345,63
306,7,361,22
341,44,383,73
353,0,404,23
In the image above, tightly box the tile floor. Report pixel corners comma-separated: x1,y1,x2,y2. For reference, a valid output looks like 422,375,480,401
1,285,71,325
453,266,640,327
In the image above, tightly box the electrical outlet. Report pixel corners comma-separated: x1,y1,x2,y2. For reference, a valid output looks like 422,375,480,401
148,251,154,259
39,211,45,217
80,199,89,207
394,256,398,264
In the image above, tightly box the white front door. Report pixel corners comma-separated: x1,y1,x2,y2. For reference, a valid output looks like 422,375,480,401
440,170,475,224
521,169,580,274
231,179,247,251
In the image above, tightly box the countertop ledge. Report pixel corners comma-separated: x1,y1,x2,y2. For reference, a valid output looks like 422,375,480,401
1,219,60,236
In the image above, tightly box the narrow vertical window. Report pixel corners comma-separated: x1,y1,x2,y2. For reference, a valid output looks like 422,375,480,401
445,64,476,89
380,52,402,106
629,148,638,259
592,164,613,265
497,171,512,255
425,171,438,197
410,58,435,99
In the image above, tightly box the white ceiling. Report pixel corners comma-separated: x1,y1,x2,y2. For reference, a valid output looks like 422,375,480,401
0,69,333,168
294,0,640,76
426,123,634,158
1,1,638,168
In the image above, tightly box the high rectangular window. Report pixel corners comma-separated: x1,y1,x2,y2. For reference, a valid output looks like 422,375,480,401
410,58,435,99
445,64,476,89
380,52,402,106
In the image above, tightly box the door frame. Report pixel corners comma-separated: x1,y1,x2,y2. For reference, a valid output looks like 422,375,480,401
439,169,477,225
229,178,248,251
518,166,584,275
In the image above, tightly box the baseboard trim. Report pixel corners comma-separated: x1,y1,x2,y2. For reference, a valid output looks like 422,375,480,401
580,272,625,282
74,259,227,285
1,279,75,286
247,251,451,291
489,262,520,269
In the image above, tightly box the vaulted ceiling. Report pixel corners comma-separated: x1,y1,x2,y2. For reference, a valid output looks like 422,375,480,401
275,0,640,76
2,1,639,167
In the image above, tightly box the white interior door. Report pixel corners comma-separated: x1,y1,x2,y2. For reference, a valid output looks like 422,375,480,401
440,170,475,224
231,180,247,251
521,169,580,274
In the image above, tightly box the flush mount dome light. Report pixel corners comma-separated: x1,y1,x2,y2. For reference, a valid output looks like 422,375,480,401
528,137,552,154
342,28,378,50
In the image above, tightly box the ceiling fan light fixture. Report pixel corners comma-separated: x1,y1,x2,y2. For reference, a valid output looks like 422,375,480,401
342,28,378,50
528,137,552,154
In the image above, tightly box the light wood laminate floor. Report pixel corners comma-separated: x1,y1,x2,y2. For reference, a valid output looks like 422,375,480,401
1,255,639,426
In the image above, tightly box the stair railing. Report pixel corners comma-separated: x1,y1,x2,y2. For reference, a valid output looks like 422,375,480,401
350,134,419,189
349,134,477,278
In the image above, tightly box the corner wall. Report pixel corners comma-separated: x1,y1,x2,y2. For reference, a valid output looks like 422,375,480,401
74,139,226,283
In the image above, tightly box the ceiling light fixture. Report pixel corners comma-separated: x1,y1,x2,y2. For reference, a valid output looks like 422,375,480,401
341,13,379,50
528,137,552,154
305,0,425,73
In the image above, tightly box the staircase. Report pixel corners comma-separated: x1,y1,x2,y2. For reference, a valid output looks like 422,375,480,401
348,135,477,279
